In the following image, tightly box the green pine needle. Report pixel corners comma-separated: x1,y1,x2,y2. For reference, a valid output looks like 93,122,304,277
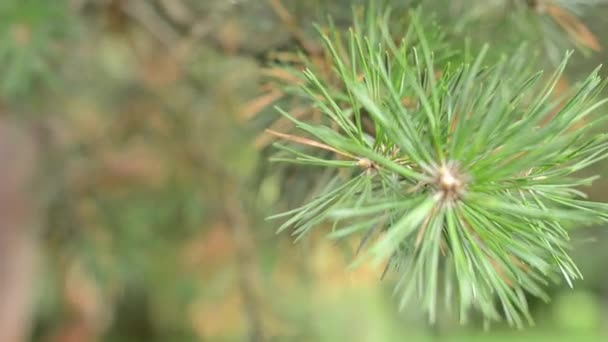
267,6,608,328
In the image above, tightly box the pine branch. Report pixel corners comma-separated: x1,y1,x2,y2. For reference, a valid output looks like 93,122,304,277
267,5,608,328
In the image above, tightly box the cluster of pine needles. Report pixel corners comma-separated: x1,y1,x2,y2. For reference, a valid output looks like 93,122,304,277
255,2,608,329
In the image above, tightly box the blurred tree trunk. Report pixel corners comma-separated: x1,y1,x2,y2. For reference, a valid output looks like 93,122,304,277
0,119,38,342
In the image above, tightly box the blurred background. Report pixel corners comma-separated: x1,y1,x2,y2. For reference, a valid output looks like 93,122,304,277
1,0,608,341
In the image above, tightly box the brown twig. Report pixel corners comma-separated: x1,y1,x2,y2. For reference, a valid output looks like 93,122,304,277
542,2,601,51
265,129,357,159
240,89,284,121
267,0,321,55
254,107,310,149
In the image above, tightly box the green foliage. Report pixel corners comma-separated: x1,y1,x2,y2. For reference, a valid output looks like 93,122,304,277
0,0,606,339
0,0,72,100
269,7,608,327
